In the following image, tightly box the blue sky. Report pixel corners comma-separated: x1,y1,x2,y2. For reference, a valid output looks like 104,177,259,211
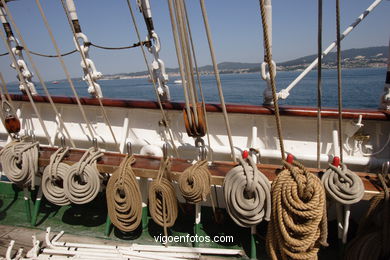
0,0,389,81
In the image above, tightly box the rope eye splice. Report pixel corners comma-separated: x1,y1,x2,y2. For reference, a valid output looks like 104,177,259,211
0,139,39,189
266,158,328,260
148,157,178,242
63,147,103,205
106,155,142,233
41,146,71,206
223,151,271,228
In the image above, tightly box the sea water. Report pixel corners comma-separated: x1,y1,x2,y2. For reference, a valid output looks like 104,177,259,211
5,67,387,109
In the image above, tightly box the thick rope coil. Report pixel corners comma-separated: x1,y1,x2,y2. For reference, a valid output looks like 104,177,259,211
148,158,178,236
64,147,103,205
41,147,71,206
266,160,328,260
0,140,39,188
106,155,142,232
178,160,211,203
322,163,364,204
223,156,271,228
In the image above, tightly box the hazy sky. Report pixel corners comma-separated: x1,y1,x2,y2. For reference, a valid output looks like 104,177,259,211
0,0,389,81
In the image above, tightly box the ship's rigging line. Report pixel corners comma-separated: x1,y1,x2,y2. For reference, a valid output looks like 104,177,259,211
33,0,96,143
0,41,150,58
199,0,236,162
257,0,285,160
1,0,75,148
125,0,179,157
336,0,344,163
60,0,119,151
0,8,52,146
0,72,16,138
316,0,322,169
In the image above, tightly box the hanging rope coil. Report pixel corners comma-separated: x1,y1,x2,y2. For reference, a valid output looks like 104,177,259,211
41,147,71,206
266,160,328,260
106,155,142,232
0,140,39,188
223,156,271,228
148,158,178,236
64,147,103,205
322,163,364,205
178,160,211,203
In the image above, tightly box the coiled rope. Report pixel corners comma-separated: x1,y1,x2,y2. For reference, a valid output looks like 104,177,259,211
266,160,328,260
64,147,103,205
178,160,211,203
148,158,178,237
0,140,39,188
322,163,364,204
41,147,71,206
106,155,142,232
223,156,271,228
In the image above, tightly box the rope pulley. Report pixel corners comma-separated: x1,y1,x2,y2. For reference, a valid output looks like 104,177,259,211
183,102,207,137
1,99,20,135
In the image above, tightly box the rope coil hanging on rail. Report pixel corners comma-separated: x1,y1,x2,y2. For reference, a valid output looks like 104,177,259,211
63,147,103,205
178,160,211,203
41,147,71,206
106,155,142,232
0,140,39,188
223,156,271,228
148,158,178,236
321,163,364,204
266,160,328,260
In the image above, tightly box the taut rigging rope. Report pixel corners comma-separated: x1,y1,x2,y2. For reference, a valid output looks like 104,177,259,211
316,0,323,169
199,0,236,162
0,139,39,188
106,155,142,232
125,0,178,158
223,156,271,228
148,158,178,237
336,0,343,162
258,0,285,160
266,160,328,260
60,0,119,150
63,147,103,204
41,147,71,206
2,0,75,147
178,160,211,203
34,0,96,142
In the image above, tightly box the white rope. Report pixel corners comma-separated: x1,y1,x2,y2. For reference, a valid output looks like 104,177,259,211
126,0,179,158
33,0,96,142
59,0,119,151
1,0,75,148
199,0,236,162
0,6,53,146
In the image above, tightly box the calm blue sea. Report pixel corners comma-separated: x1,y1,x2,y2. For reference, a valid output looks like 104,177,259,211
6,67,387,109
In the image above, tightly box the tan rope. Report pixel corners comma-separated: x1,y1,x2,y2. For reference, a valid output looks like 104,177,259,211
64,147,103,204
148,158,178,237
0,72,14,109
199,0,236,162
33,0,96,142
258,0,285,160
224,156,271,228
336,0,344,162
266,160,328,260
178,160,211,203
106,155,142,232
42,147,71,206
125,0,179,158
0,140,39,188
59,0,119,151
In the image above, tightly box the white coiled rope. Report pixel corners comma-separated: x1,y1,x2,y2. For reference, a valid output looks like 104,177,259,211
0,140,39,188
322,163,364,204
223,156,271,227
42,147,71,206
64,147,103,204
